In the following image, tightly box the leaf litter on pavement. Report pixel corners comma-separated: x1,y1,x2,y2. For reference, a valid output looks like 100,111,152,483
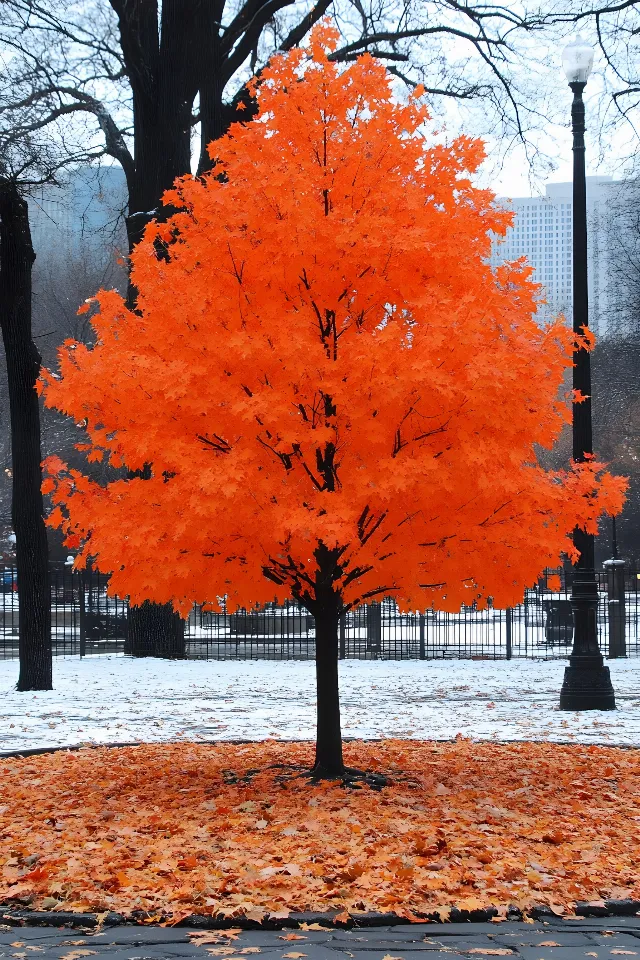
1,739,639,922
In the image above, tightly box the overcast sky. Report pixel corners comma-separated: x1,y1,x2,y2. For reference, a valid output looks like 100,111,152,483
481,46,634,201
487,126,613,200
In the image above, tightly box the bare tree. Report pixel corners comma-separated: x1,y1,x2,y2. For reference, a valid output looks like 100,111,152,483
591,333,640,563
0,174,51,690
536,331,640,565
600,177,640,337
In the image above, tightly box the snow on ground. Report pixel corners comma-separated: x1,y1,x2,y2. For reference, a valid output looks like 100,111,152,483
1,656,639,755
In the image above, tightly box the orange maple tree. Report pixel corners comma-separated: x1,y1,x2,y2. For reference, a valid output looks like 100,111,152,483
40,22,625,777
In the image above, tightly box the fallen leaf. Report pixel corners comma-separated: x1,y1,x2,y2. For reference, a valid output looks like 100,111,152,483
191,932,243,944
0,740,638,924
282,953,307,958
40,897,61,910
458,897,488,912
279,935,307,941
467,951,514,955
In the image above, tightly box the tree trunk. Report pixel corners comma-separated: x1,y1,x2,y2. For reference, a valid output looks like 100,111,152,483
0,181,51,691
123,135,188,657
125,600,185,658
313,594,344,777
115,0,196,658
196,6,225,176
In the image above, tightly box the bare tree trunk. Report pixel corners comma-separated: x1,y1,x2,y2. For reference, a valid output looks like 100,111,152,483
197,1,226,176
125,599,185,658
113,0,199,659
312,588,344,777
121,455,186,657
0,180,51,690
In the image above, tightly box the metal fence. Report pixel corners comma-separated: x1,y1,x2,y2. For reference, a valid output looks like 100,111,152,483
2,562,639,661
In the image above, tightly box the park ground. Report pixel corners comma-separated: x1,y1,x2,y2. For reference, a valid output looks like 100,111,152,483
0,657,640,923
1,657,640,754
1,737,640,920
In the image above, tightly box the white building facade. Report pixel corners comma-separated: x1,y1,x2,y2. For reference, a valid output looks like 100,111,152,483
28,165,127,264
489,176,619,338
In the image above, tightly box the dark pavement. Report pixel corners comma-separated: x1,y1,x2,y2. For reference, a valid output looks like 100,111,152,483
3,919,640,960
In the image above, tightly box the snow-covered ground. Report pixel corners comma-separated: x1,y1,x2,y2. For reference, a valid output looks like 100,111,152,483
1,657,639,755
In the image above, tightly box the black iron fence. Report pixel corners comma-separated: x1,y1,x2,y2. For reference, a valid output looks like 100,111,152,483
2,562,639,661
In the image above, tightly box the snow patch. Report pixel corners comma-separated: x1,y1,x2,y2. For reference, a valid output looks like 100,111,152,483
1,657,639,754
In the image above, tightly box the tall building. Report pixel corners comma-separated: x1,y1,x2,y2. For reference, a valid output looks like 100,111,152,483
489,176,619,338
28,164,128,263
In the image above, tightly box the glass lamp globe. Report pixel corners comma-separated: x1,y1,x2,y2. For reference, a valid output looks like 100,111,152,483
562,36,594,84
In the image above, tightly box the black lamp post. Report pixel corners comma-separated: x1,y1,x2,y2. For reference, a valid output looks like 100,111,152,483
559,36,616,711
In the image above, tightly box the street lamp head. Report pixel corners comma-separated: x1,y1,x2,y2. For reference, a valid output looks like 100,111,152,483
562,36,594,85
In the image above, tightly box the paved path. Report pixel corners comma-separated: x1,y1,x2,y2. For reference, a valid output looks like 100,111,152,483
3,920,640,960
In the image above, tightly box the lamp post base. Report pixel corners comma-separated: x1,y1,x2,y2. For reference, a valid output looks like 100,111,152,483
559,655,616,711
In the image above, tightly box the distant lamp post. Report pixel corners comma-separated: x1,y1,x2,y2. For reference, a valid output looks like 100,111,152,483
559,36,616,711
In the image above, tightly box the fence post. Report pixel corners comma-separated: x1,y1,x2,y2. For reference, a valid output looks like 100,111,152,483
366,602,382,654
339,613,346,659
419,613,426,659
604,558,626,658
77,568,86,659
505,607,512,660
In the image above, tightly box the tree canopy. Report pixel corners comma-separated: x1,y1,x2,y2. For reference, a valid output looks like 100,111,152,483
41,23,626,619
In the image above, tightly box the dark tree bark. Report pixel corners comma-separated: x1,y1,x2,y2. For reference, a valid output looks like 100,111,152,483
284,540,390,781
290,543,346,778
313,591,344,777
120,461,186,655
111,0,203,656
196,0,227,175
125,599,186,658
114,0,201,253
0,180,51,691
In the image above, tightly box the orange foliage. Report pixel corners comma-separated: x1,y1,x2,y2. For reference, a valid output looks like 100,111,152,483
1,740,639,920
40,23,625,616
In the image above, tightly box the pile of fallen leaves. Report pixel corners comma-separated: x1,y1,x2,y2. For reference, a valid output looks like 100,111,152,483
1,739,639,922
